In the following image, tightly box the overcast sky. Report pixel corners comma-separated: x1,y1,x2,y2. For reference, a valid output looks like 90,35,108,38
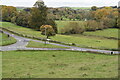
0,0,119,7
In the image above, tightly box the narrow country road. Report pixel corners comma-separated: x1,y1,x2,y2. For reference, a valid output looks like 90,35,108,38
0,30,119,54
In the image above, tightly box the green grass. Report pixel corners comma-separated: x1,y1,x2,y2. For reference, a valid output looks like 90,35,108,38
52,34,118,50
0,22,45,38
0,22,118,50
0,32,17,46
84,28,119,39
2,51,118,78
26,41,68,48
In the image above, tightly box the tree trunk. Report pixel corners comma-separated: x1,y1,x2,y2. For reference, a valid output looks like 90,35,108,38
47,36,49,39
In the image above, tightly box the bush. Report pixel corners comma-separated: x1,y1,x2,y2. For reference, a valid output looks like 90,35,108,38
62,22,85,34
15,11,31,27
2,6,17,22
100,17,116,28
85,20,99,31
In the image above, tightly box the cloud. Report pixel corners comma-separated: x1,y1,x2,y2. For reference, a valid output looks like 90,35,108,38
0,0,119,7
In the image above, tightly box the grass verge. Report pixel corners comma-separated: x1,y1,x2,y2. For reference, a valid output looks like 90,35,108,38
26,41,69,48
0,32,17,46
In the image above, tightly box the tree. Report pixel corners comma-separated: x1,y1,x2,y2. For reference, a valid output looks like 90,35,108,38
62,22,85,34
30,0,47,30
94,8,113,20
85,20,99,31
45,19,58,33
40,25,56,39
101,17,116,28
91,6,98,11
15,11,31,27
2,6,17,22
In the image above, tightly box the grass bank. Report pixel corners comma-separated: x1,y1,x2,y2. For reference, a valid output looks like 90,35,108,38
26,41,68,48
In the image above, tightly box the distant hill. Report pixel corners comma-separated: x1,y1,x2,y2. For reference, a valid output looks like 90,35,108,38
16,7,31,11
70,7,91,10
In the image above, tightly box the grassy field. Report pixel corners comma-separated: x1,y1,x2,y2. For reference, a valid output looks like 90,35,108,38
26,41,68,48
53,34,118,50
84,28,119,39
0,22,118,50
2,51,118,78
0,22,45,38
0,32,17,46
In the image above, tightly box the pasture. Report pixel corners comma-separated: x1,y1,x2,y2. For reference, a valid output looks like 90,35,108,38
84,28,119,39
0,22,118,50
2,51,118,78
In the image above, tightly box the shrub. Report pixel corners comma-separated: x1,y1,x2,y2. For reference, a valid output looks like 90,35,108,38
100,17,116,28
85,20,99,31
62,22,85,34
15,11,31,27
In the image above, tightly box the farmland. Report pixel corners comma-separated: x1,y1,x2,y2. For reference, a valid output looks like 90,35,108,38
2,51,118,78
0,22,118,50
84,28,119,39
1,0,119,79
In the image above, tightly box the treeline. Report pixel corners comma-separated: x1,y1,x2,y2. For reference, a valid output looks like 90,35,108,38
1,4,119,35
1,2,58,33
59,6,119,34
47,7,90,21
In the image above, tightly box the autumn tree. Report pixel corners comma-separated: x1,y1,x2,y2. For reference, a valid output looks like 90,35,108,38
40,25,56,39
100,17,116,28
45,19,58,33
85,20,99,31
2,6,17,22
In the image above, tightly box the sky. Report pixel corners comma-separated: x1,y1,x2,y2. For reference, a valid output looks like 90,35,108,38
0,0,119,7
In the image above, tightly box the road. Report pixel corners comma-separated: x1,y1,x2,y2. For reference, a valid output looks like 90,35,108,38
0,30,119,55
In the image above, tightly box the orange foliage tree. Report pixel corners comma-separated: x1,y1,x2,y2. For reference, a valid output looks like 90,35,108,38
40,25,56,39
